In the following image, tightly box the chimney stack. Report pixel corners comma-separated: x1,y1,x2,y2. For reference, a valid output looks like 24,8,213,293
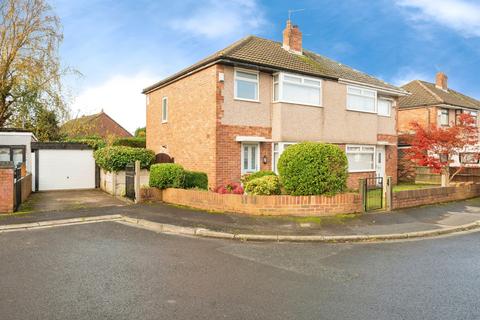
436,72,448,90
282,20,302,54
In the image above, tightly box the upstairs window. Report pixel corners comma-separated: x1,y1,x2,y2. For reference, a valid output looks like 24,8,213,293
378,99,392,117
273,73,322,106
439,108,449,126
347,86,376,113
234,69,259,101
456,109,478,126
162,97,168,123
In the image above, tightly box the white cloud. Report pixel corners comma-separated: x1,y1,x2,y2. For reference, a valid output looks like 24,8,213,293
395,0,480,37
70,73,160,133
169,0,266,39
390,68,430,86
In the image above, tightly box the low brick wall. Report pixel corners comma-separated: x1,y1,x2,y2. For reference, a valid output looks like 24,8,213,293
393,183,480,210
141,187,362,216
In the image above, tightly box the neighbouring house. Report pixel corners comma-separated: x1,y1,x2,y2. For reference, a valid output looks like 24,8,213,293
61,110,132,139
143,20,408,190
397,72,480,181
0,128,37,175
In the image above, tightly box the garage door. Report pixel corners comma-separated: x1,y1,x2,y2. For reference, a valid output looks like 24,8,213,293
38,149,95,191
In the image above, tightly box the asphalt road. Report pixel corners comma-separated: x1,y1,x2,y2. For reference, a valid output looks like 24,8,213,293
0,222,479,320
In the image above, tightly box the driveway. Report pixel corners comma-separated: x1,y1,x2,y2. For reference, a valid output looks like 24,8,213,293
18,189,126,213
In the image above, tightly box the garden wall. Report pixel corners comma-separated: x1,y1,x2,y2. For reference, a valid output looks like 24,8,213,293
141,187,362,216
393,183,480,210
100,169,149,197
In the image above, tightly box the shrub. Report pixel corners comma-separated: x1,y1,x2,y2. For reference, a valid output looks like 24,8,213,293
241,170,276,184
244,175,281,195
113,137,146,148
216,182,244,194
94,146,155,172
149,163,185,189
277,142,348,196
184,171,208,190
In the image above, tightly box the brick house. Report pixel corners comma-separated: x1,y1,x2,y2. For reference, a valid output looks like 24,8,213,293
61,111,132,139
397,72,480,181
143,21,407,190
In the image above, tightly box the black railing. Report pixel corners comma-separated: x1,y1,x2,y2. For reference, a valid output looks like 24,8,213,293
362,177,383,211
125,163,135,200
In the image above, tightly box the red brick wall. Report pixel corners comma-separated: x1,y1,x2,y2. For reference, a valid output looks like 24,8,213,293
393,183,480,210
0,166,14,213
143,187,361,217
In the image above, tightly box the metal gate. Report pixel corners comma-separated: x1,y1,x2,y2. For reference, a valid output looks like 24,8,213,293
125,163,135,200
361,177,383,211
13,165,22,211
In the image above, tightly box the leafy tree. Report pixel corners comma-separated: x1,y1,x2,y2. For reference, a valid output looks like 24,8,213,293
0,0,70,127
407,113,479,186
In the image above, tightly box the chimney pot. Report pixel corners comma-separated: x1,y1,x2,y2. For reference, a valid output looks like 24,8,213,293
282,20,302,54
436,72,448,90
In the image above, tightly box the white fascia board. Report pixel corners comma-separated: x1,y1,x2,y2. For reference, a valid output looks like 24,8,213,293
339,78,409,96
235,136,272,142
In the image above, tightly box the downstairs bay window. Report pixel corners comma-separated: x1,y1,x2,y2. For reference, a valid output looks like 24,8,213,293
346,145,375,172
272,142,296,173
273,73,322,106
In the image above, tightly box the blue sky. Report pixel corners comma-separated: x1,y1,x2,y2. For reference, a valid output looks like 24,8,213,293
51,0,480,132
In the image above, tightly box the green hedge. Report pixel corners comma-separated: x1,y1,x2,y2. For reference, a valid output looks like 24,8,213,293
149,163,185,189
184,171,208,190
94,146,155,172
277,142,348,196
112,137,146,148
241,170,276,184
244,175,281,195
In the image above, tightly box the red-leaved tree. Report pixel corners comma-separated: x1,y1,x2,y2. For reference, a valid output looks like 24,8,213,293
407,113,479,185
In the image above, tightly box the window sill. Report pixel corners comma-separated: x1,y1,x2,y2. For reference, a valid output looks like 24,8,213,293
234,97,260,103
346,108,377,115
161,121,168,124
273,100,322,108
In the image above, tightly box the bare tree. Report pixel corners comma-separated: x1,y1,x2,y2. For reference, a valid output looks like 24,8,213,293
0,0,68,127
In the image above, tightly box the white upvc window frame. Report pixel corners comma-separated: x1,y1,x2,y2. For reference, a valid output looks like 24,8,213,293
377,98,393,117
346,85,377,114
234,68,259,102
272,142,298,173
438,108,449,126
241,142,260,174
345,144,376,173
161,97,168,123
272,72,322,107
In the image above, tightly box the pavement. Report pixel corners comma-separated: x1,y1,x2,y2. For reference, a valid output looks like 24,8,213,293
1,221,480,319
2,190,480,241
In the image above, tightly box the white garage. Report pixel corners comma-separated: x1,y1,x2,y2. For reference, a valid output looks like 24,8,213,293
32,143,97,191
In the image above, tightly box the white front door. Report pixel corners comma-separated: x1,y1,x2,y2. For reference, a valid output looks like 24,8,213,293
375,145,386,178
241,143,260,174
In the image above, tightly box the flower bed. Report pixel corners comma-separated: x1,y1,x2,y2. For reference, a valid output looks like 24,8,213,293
140,187,362,216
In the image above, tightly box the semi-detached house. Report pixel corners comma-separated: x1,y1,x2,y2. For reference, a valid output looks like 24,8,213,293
143,21,408,190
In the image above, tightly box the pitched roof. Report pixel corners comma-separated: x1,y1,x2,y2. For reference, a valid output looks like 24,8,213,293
143,36,405,94
61,111,132,138
398,80,480,110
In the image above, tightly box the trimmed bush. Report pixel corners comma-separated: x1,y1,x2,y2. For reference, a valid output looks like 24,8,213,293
149,163,185,189
241,170,276,184
113,137,146,148
94,146,155,172
277,142,348,196
184,171,208,190
216,182,244,194
244,175,281,195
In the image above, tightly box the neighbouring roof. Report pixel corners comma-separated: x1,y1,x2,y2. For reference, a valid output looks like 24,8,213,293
61,111,132,138
143,36,406,94
399,80,480,110
0,128,33,133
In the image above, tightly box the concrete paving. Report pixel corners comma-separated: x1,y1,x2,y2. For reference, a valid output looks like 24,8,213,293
0,222,479,319
2,196,480,239
17,189,126,213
